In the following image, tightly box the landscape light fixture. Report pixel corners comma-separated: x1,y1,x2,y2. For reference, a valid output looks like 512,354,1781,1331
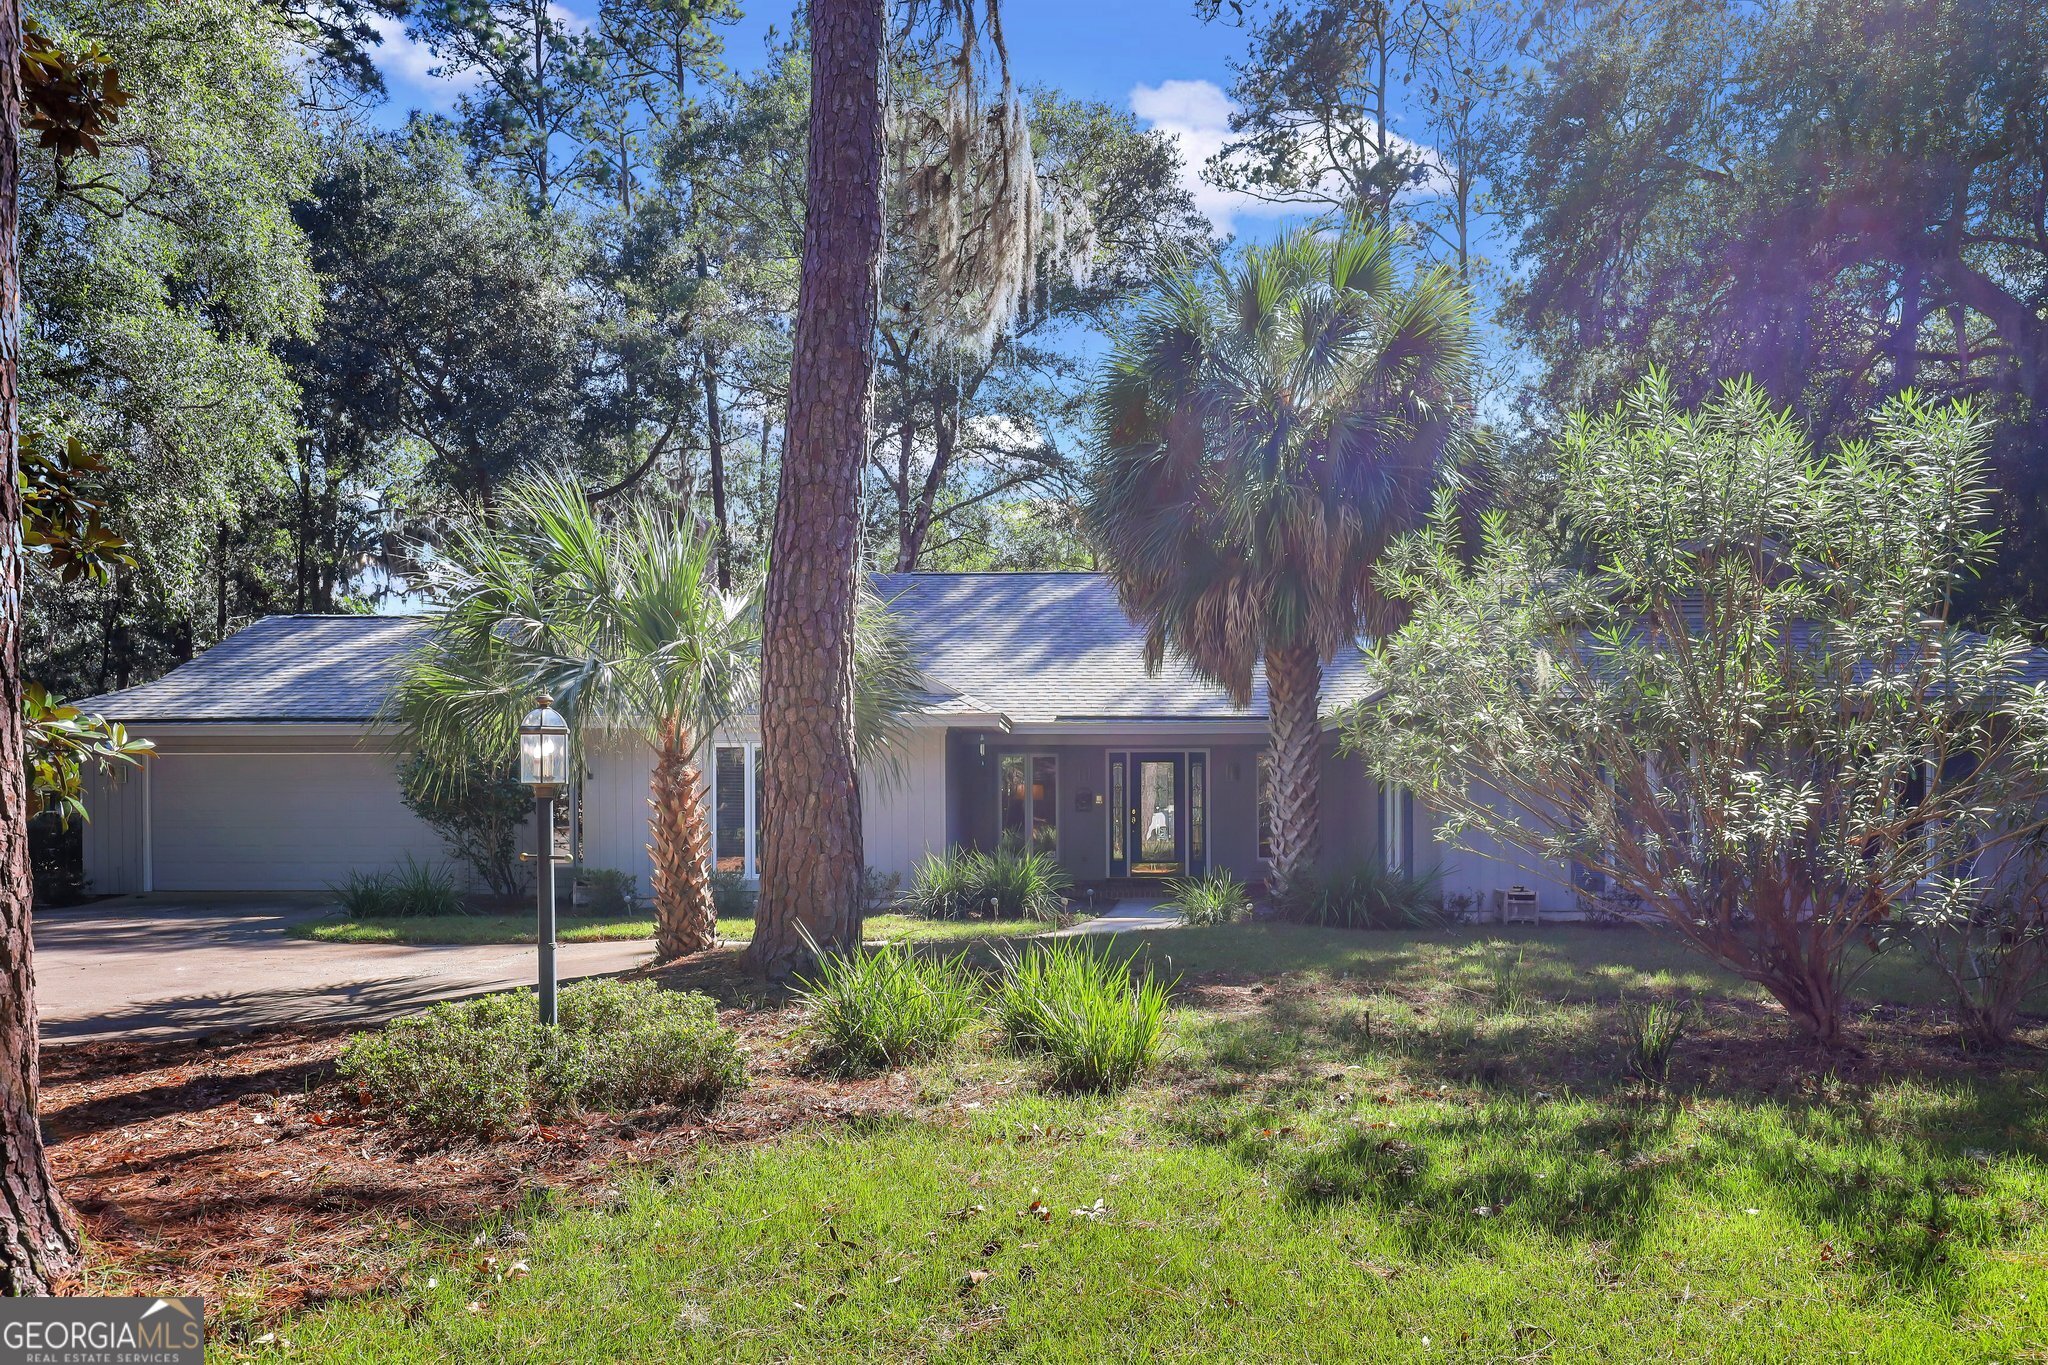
519,696,570,1025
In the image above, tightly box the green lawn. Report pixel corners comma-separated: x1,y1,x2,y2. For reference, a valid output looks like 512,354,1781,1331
245,925,2045,1361
291,910,1080,947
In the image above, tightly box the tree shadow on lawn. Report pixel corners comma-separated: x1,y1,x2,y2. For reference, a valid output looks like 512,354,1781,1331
1162,983,2048,1287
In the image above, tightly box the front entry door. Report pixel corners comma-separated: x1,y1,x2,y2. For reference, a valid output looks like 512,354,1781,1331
1106,751,1208,879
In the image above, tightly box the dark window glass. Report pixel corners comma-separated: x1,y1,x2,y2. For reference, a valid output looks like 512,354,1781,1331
715,746,747,873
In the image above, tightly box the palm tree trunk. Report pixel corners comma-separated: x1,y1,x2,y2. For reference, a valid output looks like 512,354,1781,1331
648,719,716,960
1265,640,1324,906
749,0,884,977
0,0,78,1294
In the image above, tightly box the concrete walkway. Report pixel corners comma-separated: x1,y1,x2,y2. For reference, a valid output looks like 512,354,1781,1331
33,895,652,1046
1051,897,1183,936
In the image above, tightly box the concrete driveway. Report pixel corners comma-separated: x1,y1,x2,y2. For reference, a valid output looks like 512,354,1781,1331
33,895,654,1046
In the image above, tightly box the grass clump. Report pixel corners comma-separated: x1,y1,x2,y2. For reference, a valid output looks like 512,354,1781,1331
1481,939,1527,1014
794,943,983,1072
1280,862,1442,930
1620,996,1695,1089
326,855,464,918
338,979,743,1141
1164,869,1250,926
904,843,1070,921
994,940,1173,1091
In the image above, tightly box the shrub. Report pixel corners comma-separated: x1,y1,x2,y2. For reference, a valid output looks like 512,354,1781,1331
979,843,1071,921
1620,997,1694,1089
579,868,637,917
388,854,465,916
862,866,903,915
1280,862,1443,930
338,979,743,1141
710,868,756,920
903,848,985,920
993,941,1173,1092
556,980,745,1109
329,868,397,918
903,844,1070,921
397,751,531,897
794,942,983,1072
1896,834,2048,1050
1163,870,1250,926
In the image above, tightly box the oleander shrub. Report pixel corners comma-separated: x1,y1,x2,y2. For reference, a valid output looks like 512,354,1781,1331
338,979,743,1141
993,941,1172,1092
794,942,983,1072
1164,870,1250,926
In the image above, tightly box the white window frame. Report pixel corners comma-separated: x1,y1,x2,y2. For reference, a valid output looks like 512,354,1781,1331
1381,782,1410,874
712,741,761,881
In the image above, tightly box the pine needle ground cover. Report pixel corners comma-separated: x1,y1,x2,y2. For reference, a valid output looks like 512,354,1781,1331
47,928,2048,1362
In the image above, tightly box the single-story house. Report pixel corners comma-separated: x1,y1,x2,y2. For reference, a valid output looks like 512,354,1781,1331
75,572,1564,910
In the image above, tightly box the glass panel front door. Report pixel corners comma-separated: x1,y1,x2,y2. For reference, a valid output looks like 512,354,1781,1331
1132,754,1184,877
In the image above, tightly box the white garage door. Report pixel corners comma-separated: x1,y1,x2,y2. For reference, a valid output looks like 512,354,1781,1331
150,752,453,892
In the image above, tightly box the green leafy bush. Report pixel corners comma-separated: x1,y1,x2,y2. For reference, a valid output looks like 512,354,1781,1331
794,943,983,1072
1164,870,1250,925
338,979,744,1141
904,843,1070,921
993,941,1172,1092
557,980,744,1109
578,868,637,917
397,752,531,897
1280,862,1443,930
710,868,756,920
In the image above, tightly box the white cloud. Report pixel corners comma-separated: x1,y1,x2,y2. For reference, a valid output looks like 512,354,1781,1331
1129,77,1446,236
368,17,480,107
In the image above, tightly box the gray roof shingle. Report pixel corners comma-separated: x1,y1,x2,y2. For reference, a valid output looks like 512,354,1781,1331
872,572,1376,724
81,615,436,722
77,575,1380,726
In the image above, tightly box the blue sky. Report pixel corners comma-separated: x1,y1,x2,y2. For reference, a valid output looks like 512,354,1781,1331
363,0,1367,239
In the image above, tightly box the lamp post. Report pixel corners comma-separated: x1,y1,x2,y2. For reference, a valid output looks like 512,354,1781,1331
518,696,570,1026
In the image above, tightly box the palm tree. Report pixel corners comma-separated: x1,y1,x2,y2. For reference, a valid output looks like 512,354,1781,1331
1083,223,1475,902
396,478,757,960
397,477,924,961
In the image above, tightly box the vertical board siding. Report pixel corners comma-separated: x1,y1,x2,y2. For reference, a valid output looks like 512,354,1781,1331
80,760,147,895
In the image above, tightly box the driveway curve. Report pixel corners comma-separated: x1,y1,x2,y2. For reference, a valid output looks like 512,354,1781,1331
33,895,653,1046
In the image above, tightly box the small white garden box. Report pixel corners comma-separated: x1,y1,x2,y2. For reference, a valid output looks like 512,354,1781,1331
1499,886,1540,925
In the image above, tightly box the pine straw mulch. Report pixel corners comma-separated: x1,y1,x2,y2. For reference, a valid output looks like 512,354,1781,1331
39,953,1015,1315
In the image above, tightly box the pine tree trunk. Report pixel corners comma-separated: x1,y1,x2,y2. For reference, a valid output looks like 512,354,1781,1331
647,719,715,960
1264,641,1324,906
748,0,883,978
0,0,78,1294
